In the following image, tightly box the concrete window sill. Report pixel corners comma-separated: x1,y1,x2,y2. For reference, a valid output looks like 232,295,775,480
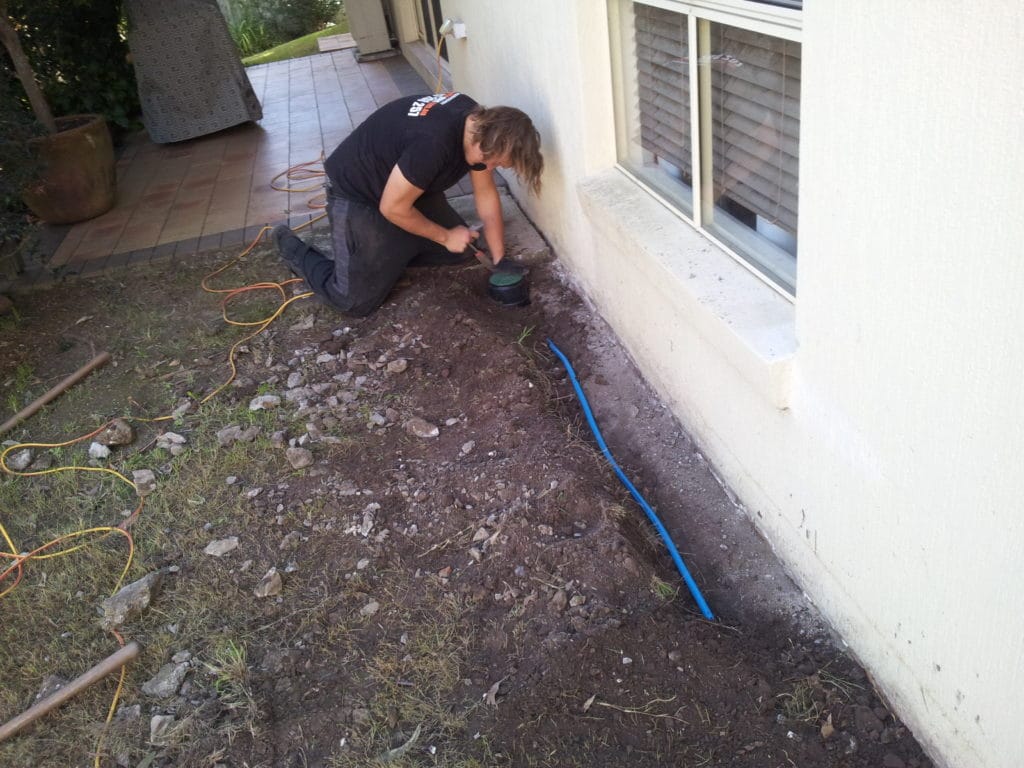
577,168,796,409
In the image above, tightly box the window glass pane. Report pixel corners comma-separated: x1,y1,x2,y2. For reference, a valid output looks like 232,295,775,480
623,3,693,213
702,22,800,292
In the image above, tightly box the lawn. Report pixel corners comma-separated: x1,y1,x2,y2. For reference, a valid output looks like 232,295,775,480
242,19,351,66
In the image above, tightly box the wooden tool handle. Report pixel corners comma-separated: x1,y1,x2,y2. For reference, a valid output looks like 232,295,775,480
0,641,140,743
0,351,112,436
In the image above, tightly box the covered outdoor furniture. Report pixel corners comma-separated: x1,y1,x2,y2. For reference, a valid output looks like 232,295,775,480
125,0,262,144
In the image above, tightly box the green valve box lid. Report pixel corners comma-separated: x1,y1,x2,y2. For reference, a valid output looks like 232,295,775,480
488,272,523,287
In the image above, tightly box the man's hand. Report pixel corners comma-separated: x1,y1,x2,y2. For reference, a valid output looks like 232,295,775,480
442,225,479,254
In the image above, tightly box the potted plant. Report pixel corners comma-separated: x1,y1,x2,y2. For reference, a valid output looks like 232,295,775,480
0,0,116,225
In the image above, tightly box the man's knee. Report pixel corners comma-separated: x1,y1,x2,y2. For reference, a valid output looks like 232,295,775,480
338,299,380,318
326,285,386,318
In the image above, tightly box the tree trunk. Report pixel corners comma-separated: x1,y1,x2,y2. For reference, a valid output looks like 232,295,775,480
0,3,58,134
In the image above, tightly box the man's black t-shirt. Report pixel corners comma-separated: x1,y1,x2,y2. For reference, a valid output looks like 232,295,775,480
324,92,477,207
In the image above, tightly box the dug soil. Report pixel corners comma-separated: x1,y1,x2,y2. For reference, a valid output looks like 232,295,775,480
0,201,933,767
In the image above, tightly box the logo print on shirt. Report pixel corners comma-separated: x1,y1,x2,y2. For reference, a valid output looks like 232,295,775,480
407,92,461,117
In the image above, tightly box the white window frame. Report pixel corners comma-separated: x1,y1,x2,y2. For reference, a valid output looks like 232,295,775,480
609,0,802,298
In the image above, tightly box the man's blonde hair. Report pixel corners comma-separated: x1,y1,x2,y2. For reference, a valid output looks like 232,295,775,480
470,105,543,195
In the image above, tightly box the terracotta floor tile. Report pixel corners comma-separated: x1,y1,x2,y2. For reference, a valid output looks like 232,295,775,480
115,222,165,252
71,237,122,262
44,54,428,270
155,225,200,245
202,212,246,237
50,228,89,266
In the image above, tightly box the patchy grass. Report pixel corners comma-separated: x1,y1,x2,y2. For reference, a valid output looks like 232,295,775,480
0,250,323,766
326,589,498,767
776,667,865,728
203,638,261,738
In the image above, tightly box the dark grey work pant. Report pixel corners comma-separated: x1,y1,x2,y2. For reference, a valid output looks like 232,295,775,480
283,186,470,316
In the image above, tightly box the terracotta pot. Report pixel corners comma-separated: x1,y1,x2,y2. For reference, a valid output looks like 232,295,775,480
22,114,116,225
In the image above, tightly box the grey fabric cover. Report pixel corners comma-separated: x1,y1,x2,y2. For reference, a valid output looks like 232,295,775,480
126,0,262,144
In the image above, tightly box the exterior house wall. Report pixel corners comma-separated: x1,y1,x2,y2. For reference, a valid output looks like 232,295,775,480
432,2,1024,767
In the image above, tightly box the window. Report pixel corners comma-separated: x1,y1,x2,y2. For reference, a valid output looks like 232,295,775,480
611,1,802,295
416,0,448,62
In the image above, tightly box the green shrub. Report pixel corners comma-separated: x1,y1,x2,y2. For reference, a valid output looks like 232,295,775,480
223,0,342,54
231,16,275,58
3,0,139,132
0,70,42,250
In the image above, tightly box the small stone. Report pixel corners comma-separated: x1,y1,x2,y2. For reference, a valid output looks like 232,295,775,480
360,600,380,617
216,424,260,447
461,440,475,455
171,650,192,664
249,395,281,411
472,527,490,542
97,418,134,447
204,537,239,557
88,442,111,460
142,663,188,698
156,432,187,456
171,400,193,419
254,567,283,597
570,594,587,607
286,371,304,388
285,386,314,402
132,469,157,496
550,590,569,612
150,714,176,745
28,453,53,471
115,703,141,721
386,358,408,374
286,447,314,469
404,417,439,438
6,448,34,471
99,572,162,630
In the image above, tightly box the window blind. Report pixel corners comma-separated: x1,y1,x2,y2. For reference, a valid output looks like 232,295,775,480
635,4,691,179
710,24,800,235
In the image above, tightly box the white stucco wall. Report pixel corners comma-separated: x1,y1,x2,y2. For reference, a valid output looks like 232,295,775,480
438,2,1024,767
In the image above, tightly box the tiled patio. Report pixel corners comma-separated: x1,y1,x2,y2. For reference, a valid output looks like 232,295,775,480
33,49,468,281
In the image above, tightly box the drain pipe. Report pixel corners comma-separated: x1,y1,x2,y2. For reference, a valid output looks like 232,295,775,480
546,339,714,621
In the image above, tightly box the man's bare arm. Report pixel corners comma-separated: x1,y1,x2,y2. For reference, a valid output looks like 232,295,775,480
470,167,505,264
380,166,477,253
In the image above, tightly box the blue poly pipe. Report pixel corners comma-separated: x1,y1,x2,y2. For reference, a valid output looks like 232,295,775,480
546,339,715,621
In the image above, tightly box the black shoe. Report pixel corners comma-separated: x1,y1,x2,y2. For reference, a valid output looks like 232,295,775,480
272,223,295,253
272,224,303,277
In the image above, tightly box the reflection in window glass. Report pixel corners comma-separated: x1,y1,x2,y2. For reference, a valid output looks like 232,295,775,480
702,22,801,290
630,4,693,212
